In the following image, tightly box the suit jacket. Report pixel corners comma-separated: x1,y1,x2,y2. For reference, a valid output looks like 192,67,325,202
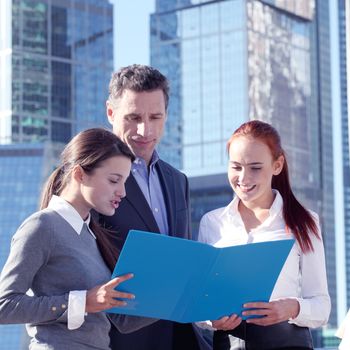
101,159,211,350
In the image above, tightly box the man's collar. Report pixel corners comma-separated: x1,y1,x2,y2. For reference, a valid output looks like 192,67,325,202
133,150,160,169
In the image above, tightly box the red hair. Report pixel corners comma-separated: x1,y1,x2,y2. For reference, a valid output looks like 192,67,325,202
227,120,319,253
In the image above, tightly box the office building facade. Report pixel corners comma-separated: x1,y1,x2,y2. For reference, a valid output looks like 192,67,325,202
0,0,113,348
151,0,320,205
151,0,340,337
151,0,321,236
0,144,59,349
328,0,350,330
345,0,350,318
338,0,350,320
315,0,338,329
0,0,113,146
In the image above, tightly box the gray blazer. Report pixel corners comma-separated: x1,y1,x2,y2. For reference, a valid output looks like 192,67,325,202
0,209,155,350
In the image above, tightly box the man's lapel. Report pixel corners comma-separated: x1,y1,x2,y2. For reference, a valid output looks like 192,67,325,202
156,161,176,235
125,174,160,233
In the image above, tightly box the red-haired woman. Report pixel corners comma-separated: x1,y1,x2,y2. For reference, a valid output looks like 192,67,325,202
198,120,330,350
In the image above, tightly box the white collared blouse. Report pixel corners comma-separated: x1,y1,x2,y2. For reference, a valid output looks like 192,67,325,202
198,190,331,328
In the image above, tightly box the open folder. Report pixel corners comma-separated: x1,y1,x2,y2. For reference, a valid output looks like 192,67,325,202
108,230,294,323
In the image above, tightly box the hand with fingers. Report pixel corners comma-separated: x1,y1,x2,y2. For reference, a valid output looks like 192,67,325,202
86,273,135,313
243,298,300,326
211,314,242,331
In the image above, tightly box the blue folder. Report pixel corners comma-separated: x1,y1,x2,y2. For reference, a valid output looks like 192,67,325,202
108,230,294,323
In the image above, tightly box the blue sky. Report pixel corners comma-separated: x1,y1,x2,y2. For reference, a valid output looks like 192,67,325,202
113,0,155,69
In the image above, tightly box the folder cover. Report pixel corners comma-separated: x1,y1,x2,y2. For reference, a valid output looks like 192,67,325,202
108,230,294,323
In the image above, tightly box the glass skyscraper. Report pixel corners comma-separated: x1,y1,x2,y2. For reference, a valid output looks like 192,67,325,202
0,0,113,348
338,0,350,318
0,144,56,349
344,0,350,316
328,0,350,333
151,0,339,341
0,0,113,145
152,0,317,185
151,0,320,234
314,0,338,330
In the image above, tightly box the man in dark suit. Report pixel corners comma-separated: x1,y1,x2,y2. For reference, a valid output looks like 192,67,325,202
102,64,211,350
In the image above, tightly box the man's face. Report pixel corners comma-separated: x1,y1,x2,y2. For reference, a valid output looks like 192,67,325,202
107,89,167,165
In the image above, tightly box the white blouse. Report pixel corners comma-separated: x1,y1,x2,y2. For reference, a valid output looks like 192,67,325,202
198,190,331,328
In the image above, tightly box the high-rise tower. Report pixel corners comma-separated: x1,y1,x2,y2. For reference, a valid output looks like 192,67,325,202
0,1,113,348
150,0,338,337
0,0,113,145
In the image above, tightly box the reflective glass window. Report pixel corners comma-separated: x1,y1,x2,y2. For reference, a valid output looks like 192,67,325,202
51,62,71,118
87,3,106,63
202,35,220,142
221,30,247,138
12,1,20,46
203,142,221,167
183,145,201,169
22,0,48,53
201,3,219,35
182,39,201,144
220,0,245,32
52,121,71,143
23,81,48,116
182,7,200,38
52,5,72,58
72,0,88,58
159,12,180,41
21,116,48,141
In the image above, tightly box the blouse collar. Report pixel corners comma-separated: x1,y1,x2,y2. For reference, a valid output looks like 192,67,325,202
48,195,96,238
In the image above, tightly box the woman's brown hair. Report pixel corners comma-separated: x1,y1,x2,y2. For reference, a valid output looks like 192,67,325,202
40,128,135,270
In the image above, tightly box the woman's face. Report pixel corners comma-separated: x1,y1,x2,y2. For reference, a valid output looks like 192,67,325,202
80,155,131,216
228,136,283,208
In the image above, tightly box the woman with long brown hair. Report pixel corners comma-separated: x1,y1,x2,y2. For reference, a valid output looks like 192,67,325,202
198,120,330,350
0,128,156,349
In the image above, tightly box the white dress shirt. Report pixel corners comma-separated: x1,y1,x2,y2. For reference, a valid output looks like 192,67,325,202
198,190,330,328
48,195,96,330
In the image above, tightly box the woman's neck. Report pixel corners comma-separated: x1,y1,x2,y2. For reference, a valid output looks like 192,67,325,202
238,192,276,233
60,187,90,220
